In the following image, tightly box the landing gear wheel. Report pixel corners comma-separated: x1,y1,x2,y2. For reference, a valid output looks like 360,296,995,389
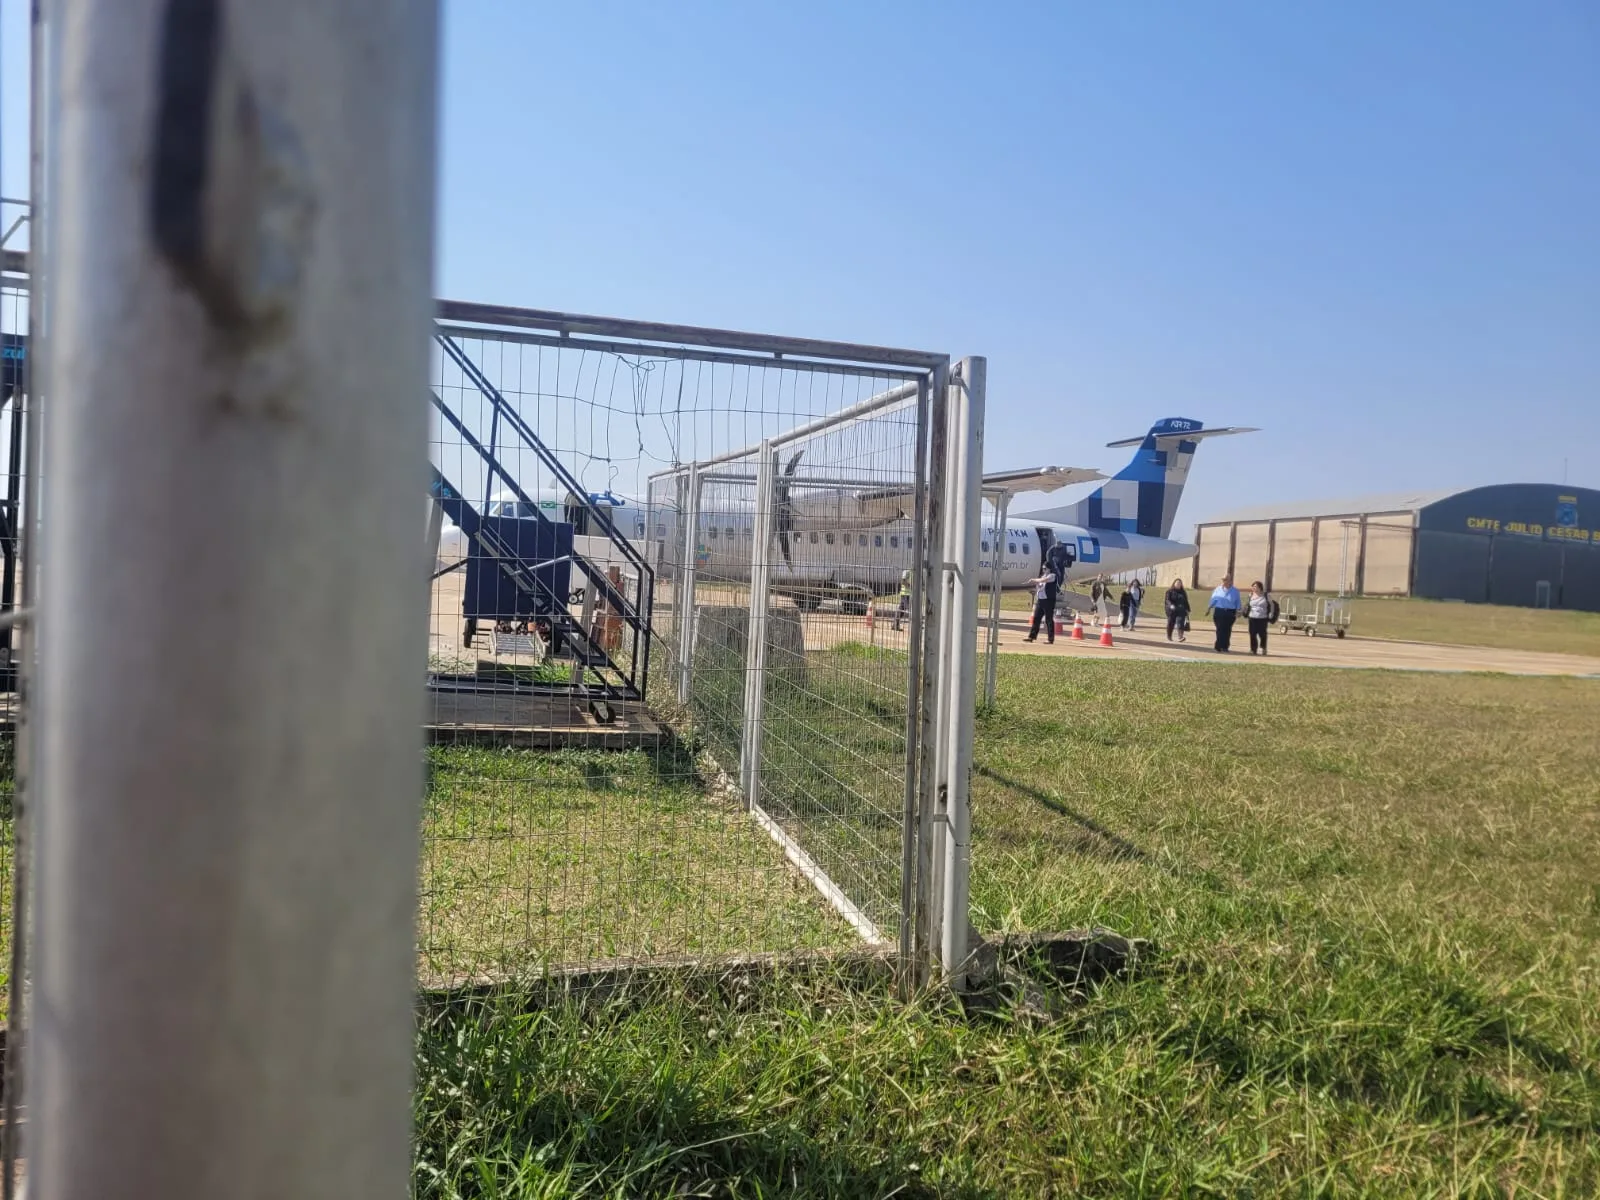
841,597,870,617
463,617,477,648
792,593,821,613
1336,628,1347,638
1305,627,1315,636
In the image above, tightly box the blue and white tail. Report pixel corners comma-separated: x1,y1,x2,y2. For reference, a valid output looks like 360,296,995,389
1045,417,1255,539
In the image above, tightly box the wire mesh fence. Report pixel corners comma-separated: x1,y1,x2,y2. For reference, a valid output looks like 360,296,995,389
420,305,953,985
647,395,929,950
0,287,968,996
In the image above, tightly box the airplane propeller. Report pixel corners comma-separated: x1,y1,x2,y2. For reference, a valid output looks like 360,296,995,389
773,449,803,568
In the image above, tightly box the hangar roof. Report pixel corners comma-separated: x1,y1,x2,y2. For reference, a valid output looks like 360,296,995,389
1198,489,1462,527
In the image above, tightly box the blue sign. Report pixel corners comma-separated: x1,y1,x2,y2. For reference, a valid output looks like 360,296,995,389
1,333,23,399
1556,497,1579,528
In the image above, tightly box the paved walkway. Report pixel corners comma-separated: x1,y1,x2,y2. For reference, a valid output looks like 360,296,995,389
993,614,1600,677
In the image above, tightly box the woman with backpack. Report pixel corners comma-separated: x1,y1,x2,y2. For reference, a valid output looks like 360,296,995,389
1246,580,1277,655
1164,578,1191,642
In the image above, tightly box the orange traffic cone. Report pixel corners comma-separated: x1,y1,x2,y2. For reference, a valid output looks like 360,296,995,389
1099,619,1115,647
1071,614,1086,641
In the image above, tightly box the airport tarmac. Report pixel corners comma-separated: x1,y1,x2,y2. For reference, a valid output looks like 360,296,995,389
430,571,1600,680
990,614,1600,678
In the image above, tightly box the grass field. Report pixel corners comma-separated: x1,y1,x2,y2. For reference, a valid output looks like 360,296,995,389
997,588,1600,657
414,659,1600,1197
420,743,849,980
1343,597,1600,656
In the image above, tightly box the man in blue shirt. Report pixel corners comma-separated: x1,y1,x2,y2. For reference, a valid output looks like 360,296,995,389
1207,574,1242,652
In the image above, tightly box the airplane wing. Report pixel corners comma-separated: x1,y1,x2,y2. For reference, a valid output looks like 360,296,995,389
1105,426,1258,449
981,465,1105,495
784,465,1105,529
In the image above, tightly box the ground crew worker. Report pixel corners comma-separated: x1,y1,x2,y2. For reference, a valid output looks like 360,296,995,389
1024,563,1060,644
893,568,911,631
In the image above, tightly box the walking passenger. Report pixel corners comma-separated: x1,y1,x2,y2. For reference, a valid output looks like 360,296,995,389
1207,574,1242,653
893,568,911,631
1164,578,1190,642
1127,578,1144,630
1091,574,1113,626
1246,580,1273,655
1024,563,1060,644
1118,587,1132,629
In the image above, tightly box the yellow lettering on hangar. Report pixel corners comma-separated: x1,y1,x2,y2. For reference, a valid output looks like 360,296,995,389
1465,517,1499,532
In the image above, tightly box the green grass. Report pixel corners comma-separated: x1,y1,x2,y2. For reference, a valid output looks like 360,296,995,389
1343,597,1600,656
420,744,848,982
414,659,1600,1197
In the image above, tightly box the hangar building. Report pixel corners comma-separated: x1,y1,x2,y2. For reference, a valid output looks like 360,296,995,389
1193,483,1600,611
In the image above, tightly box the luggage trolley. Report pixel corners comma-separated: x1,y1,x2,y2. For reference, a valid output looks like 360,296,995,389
1278,595,1351,638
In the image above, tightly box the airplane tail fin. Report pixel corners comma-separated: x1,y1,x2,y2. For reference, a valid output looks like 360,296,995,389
1038,418,1255,539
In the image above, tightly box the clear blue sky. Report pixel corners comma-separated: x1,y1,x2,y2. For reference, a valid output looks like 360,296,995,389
4,2,1596,528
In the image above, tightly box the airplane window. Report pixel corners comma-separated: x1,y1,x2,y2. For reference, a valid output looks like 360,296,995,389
981,540,989,552
825,533,835,545
725,527,735,540
743,527,752,539
874,535,883,548
1008,542,1016,554
708,528,717,540
891,536,900,549
809,532,818,544
858,534,868,547
635,522,646,539
655,524,666,537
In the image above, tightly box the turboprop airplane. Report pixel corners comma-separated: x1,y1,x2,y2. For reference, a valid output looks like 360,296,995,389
434,416,1251,612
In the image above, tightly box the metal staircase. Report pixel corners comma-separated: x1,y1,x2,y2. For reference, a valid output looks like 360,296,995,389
428,331,654,701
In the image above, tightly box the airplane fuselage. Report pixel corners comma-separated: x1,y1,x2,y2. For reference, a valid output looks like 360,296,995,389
438,490,1194,606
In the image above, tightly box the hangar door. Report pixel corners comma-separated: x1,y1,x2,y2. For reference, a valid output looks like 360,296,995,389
1270,519,1314,592
1232,522,1271,587
1360,514,1415,596
1561,543,1600,611
1487,536,1564,607
1311,517,1359,593
1412,530,1491,602
1195,525,1231,586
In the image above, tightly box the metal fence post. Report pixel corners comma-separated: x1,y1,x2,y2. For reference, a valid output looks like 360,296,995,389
914,362,951,981
739,442,776,808
31,3,438,1196
940,357,984,984
982,489,1010,706
677,463,701,704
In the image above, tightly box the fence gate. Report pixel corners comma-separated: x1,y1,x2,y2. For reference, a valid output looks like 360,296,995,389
422,303,980,988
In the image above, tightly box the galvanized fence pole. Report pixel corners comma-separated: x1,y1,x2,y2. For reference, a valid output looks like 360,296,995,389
677,463,702,704
739,442,776,807
940,357,984,983
32,3,438,1197
896,374,933,979
982,489,1010,706
913,361,951,981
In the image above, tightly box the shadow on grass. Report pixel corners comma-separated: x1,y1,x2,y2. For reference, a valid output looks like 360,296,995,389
973,762,1149,865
